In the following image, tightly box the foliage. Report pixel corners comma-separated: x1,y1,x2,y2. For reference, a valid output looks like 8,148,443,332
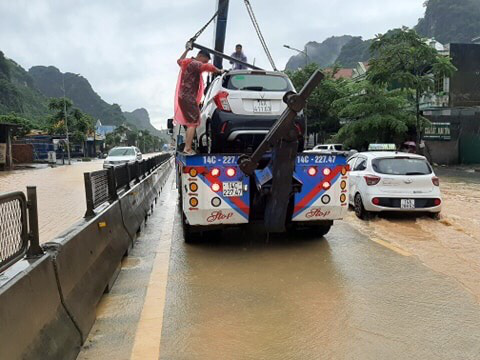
367,27,456,142
286,63,352,142
105,124,164,153
0,113,38,137
368,28,456,92
47,97,95,145
0,52,52,122
416,0,480,44
333,82,416,149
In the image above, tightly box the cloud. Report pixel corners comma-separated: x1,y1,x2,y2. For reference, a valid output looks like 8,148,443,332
0,0,425,129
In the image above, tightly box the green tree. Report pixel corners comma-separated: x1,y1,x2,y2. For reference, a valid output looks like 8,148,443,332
333,82,415,149
286,63,351,144
367,27,456,144
47,97,95,155
0,113,37,137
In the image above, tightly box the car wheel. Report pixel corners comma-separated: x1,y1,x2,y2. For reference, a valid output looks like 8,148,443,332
354,193,370,220
429,212,441,220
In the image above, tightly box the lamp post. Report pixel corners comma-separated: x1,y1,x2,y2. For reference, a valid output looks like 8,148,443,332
284,44,309,68
61,74,71,165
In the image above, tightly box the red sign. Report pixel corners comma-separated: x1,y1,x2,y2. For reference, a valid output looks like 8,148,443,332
207,211,234,223
305,209,331,219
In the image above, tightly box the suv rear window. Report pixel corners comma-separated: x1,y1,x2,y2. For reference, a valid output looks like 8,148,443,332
223,74,292,92
372,158,432,175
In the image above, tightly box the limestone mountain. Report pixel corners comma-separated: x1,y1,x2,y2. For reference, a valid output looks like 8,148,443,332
285,36,353,70
416,0,480,44
286,0,480,70
29,66,126,127
123,108,166,138
0,51,50,122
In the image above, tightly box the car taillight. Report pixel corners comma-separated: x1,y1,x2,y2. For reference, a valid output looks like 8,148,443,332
434,198,442,206
213,91,231,112
364,175,381,186
432,176,440,186
372,197,380,205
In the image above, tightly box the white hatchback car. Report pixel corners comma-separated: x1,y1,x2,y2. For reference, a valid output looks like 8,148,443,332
197,69,305,153
347,152,442,219
103,146,142,169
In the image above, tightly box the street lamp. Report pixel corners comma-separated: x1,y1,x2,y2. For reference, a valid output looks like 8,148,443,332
284,44,309,67
61,73,71,165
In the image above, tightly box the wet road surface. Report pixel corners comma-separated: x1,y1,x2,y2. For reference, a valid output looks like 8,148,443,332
80,174,480,359
0,154,162,243
0,160,102,243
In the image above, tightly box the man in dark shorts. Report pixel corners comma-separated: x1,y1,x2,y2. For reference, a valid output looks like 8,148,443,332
174,43,222,155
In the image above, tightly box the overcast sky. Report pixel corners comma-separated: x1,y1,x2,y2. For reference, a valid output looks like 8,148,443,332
0,0,425,129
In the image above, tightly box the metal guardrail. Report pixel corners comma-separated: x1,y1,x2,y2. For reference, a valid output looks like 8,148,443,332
84,153,172,217
0,187,43,273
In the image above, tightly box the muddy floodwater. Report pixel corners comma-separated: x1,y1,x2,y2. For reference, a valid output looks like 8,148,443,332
348,167,480,303
0,161,102,243
79,173,480,360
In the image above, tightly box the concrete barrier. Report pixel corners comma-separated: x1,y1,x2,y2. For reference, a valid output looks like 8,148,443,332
120,160,172,240
46,200,131,340
0,255,81,360
0,156,172,359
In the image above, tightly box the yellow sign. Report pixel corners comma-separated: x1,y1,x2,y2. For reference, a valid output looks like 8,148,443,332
0,143,6,164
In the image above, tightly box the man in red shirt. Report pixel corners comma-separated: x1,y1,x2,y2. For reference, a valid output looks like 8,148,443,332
174,43,222,155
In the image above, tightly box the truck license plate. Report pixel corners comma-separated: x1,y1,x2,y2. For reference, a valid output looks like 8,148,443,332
401,199,415,209
253,100,271,113
223,181,243,197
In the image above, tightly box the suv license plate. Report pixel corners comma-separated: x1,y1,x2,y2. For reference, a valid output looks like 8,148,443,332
223,182,243,197
253,100,271,113
401,199,415,209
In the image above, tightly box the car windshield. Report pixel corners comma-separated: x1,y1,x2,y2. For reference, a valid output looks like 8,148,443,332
224,74,293,92
108,148,135,156
372,157,432,175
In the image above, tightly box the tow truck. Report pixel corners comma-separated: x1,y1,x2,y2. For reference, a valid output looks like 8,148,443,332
171,0,350,241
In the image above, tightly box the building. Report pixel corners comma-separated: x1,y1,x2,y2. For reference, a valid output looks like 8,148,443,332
421,43,480,165
95,120,116,137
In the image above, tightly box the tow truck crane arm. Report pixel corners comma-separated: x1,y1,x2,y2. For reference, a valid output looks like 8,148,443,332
238,70,325,232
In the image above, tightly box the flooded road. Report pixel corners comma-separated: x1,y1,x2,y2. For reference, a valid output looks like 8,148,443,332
348,168,480,303
80,174,480,360
0,161,102,243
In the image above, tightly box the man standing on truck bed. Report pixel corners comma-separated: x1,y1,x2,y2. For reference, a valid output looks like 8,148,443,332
230,44,247,70
174,42,222,155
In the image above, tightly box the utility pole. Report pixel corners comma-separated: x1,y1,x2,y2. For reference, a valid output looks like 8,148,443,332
62,74,71,165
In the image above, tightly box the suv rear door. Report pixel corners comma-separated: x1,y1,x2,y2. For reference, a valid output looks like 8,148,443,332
223,73,293,116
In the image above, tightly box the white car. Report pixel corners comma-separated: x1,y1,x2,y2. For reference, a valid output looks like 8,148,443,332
309,144,344,152
103,146,142,168
347,152,442,219
197,69,305,153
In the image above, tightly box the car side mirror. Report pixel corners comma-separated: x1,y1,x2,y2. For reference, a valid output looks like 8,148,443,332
167,118,174,135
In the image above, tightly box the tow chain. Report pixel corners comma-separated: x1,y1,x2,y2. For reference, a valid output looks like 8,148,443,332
243,0,278,71
189,1,228,43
